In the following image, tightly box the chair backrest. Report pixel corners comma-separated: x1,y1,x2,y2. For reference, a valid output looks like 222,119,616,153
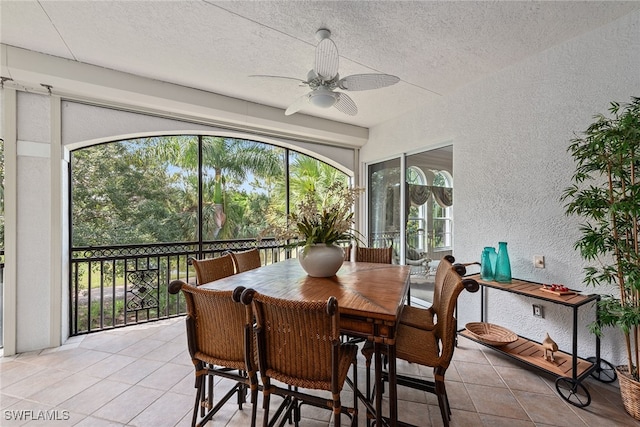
230,248,262,274
431,255,456,319
355,245,393,264
243,290,341,388
172,280,252,371
434,265,479,368
190,254,236,285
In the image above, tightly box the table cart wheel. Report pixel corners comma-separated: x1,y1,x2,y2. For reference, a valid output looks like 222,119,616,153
586,357,617,383
555,377,591,407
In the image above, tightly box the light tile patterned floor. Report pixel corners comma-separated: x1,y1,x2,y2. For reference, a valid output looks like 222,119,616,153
1,316,639,426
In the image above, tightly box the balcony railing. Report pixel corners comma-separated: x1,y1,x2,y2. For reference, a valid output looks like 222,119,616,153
70,239,291,336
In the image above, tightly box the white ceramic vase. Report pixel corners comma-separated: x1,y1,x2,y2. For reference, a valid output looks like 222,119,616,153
298,244,345,277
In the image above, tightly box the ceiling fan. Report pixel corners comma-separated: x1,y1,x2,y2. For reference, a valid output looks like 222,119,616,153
252,29,400,116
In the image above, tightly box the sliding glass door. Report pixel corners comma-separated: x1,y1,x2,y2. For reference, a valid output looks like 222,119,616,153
367,145,453,303
367,158,401,256
405,146,453,263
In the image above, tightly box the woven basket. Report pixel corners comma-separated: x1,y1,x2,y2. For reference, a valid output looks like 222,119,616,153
465,322,518,346
617,366,640,420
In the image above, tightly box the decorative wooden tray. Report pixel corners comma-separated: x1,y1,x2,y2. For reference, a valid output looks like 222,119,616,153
539,287,577,296
465,322,518,346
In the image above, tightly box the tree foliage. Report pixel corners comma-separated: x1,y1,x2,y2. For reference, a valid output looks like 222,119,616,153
71,136,347,247
72,140,186,245
561,97,640,378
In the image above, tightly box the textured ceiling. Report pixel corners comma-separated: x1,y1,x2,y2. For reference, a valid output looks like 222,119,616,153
2,1,639,128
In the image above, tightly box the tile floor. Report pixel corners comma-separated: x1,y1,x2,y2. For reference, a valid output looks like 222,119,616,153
1,316,639,427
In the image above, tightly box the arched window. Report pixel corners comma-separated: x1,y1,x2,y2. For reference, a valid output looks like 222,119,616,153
406,166,427,252
69,134,350,335
70,135,349,246
432,170,453,250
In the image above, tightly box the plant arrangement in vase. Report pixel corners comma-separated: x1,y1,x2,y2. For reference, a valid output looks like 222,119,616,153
261,182,363,276
561,97,640,417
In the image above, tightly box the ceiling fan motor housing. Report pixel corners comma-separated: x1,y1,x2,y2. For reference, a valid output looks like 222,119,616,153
279,28,399,116
315,28,331,41
309,87,337,108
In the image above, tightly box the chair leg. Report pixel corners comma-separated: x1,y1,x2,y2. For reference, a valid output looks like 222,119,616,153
237,370,247,410
364,351,372,427
352,357,358,427
262,381,271,427
200,375,207,418
207,371,214,414
249,380,259,427
434,370,450,427
295,397,301,426
192,373,204,427
332,386,342,427
444,386,451,417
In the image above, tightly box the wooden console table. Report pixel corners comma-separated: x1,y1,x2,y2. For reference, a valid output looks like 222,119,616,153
459,274,616,407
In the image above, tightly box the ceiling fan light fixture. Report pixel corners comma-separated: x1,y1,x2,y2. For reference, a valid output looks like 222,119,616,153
309,89,337,108
260,28,399,117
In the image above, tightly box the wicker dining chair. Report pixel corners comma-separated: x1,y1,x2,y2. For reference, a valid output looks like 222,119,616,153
354,245,393,264
189,253,236,285
346,245,394,346
361,262,479,427
240,288,358,427
229,248,262,274
399,255,456,331
169,280,258,427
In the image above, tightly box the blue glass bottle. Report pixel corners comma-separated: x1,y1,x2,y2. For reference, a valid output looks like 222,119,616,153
480,247,495,281
494,242,512,283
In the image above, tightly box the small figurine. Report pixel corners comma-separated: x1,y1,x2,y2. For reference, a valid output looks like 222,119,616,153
542,332,558,362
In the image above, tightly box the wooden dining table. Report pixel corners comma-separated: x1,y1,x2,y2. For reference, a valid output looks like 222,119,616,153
201,257,411,427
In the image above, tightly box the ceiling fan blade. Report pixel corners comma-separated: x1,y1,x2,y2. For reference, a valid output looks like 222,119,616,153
315,38,339,81
285,93,310,116
249,75,308,85
337,74,400,91
333,92,358,116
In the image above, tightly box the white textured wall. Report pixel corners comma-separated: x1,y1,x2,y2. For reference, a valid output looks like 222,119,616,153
16,92,52,352
363,11,640,364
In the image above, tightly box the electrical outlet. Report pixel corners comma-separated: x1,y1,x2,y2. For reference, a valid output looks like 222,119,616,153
534,255,545,268
532,304,544,318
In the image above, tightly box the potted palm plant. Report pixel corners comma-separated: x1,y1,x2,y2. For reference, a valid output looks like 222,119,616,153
561,96,640,419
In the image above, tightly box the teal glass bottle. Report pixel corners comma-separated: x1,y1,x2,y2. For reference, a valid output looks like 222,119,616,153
487,247,497,276
480,247,495,281
494,242,512,283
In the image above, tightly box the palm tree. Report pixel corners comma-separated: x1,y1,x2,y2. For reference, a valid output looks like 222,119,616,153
265,152,349,227
146,135,284,240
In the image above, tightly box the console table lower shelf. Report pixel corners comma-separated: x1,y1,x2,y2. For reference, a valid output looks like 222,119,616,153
459,329,615,407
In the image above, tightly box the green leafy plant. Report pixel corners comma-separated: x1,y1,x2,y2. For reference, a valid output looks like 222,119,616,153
262,182,363,251
561,97,640,380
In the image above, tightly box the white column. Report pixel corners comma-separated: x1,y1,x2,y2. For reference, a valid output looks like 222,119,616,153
2,88,17,356
15,92,52,353
50,96,63,347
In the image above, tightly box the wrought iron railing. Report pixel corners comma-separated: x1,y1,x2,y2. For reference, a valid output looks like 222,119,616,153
70,238,290,336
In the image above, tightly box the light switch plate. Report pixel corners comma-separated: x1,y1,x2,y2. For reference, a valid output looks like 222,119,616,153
532,304,544,318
